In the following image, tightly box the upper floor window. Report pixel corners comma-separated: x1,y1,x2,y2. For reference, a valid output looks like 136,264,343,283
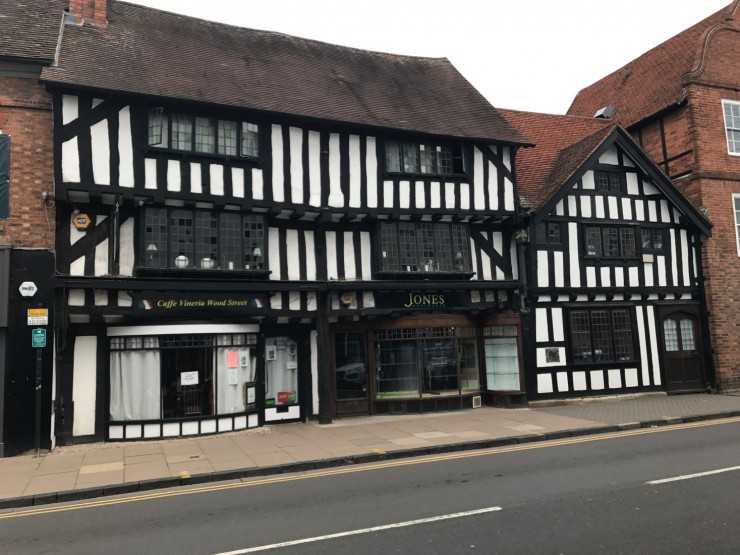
594,169,624,192
385,140,465,176
723,100,740,155
641,228,664,253
535,222,561,245
142,208,266,272
148,108,259,158
570,308,635,364
734,195,740,257
378,221,471,274
584,225,636,258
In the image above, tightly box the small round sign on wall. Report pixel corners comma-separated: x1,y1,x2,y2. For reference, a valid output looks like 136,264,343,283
19,281,38,297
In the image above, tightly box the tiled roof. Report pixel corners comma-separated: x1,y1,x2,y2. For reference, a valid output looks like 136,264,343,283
41,1,528,144
0,0,64,64
498,109,615,211
567,1,738,127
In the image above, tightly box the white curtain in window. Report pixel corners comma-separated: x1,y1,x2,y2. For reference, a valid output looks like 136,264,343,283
216,347,255,414
110,350,161,420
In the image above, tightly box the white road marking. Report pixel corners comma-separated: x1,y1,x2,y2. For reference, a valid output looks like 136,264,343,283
647,464,740,485
212,506,503,554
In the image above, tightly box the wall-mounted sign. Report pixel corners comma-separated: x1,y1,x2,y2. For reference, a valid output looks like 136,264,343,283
32,328,47,348
374,291,470,310
19,281,38,297
132,292,267,317
73,213,92,231
27,307,48,326
180,371,199,386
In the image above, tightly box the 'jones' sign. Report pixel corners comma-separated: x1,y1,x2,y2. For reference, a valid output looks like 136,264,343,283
374,291,470,310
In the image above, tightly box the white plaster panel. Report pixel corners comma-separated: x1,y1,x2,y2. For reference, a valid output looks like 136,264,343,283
290,126,304,204
621,198,632,220
580,196,592,218
469,237,478,280
504,179,514,211
328,133,343,207
210,164,224,196
634,199,645,221
363,291,375,309
537,251,549,287
552,307,564,341
535,307,549,342
231,167,245,198
271,125,284,202
600,267,610,287
537,374,553,394
480,250,492,281
594,196,605,219
268,227,281,280
629,267,640,287
399,180,410,209
360,232,372,280
460,182,471,210
62,94,78,125
557,372,569,392
73,336,97,437
536,347,566,367
643,181,659,195
647,306,661,385
648,200,658,223
144,424,161,438
473,148,485,210
573,372,587,391
365,136,378,208
590,370,605,390
608,196,619,219
608,369,622,389
502,146,511,171
581,171,595,189
586,266,596,287
288,291,301,311
614,266,624,287
286,229,300,280
70,257,85,276
429,181,441,209
190,162,202,194
343,232,356,279
657,255,667,287
265,406,301,421
167,159,181,192
62,139,81,183
90,119,110,185
569,222,580,287
598,146,618,165
554,252,564,287
304,231,316,280
126,425,142,439
681,230,690,285
252,168,263,200
625,172,639,195
415,180,425,209
270,293,283,310
660,200,670,223
94,289,107,306
118,106,134,188
493,232,505,281
326,230,338,280
487,161,498,211
554,200,563,216
308,130,321,206
144,158,157,190
567,195,577,216
118,291,132,307
182,421,199,435
68,289,85,306
383,181,394,208
625,368,639,388
445,182,455,209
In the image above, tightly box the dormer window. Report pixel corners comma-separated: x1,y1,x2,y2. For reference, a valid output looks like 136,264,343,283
594,169,624,193
148,108,259,159
385,140,465,176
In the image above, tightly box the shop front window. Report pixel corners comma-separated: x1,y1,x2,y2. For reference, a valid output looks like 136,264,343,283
265,337,299,406
335,333,367,400
109,333,257,421
374,326,479,397
483,325,521,391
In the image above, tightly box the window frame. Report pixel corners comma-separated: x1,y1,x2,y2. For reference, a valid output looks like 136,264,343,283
594,169,625,193
734,194,740,257
139,207,268,276
583,224,638,259
147,107,260,160
376,221,473,278
384,139,466,177
534,221,562,245
568,307,637,365
640,226,665,254
722,99,740,156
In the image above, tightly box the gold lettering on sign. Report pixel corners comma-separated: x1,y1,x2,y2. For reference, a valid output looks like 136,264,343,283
403,293,446,308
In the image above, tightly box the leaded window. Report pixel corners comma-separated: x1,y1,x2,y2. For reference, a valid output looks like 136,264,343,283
723,99,740,155
641,228,664,252
595,169,623,192
147,108,259,159
570,308,635,364
535,222,561,245
584,225,637,258
385,140,465,175
378,221,471,273
143,207,265,271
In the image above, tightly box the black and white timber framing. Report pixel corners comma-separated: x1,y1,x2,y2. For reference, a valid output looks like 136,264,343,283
523,132,713,399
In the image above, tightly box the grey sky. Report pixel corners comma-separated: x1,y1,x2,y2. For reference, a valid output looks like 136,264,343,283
125,0,730,114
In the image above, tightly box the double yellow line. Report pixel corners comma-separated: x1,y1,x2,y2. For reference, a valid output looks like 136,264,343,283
2,416,738,520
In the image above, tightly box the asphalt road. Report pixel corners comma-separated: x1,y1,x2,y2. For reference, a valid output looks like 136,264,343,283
2,419,740,554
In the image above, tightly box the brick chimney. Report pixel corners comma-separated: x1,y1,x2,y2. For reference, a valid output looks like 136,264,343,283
68,0,107,27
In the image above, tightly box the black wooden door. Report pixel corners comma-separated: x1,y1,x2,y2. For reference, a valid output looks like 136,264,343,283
334,332,370,418
660,307,705,392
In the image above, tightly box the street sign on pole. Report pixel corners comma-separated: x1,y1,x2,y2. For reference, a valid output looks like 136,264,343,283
32,328,46,348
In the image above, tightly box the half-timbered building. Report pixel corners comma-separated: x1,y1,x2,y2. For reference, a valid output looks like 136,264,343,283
500,110,713,399
41,0,530,443
568,1,740,392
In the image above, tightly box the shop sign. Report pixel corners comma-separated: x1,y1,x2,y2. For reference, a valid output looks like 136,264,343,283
73,213,92,230
374,291,470,310
277,391,296,404
132,292,267,316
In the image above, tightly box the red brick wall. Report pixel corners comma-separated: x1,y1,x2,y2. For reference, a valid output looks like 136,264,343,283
0,75,55,249
633,106,696,183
